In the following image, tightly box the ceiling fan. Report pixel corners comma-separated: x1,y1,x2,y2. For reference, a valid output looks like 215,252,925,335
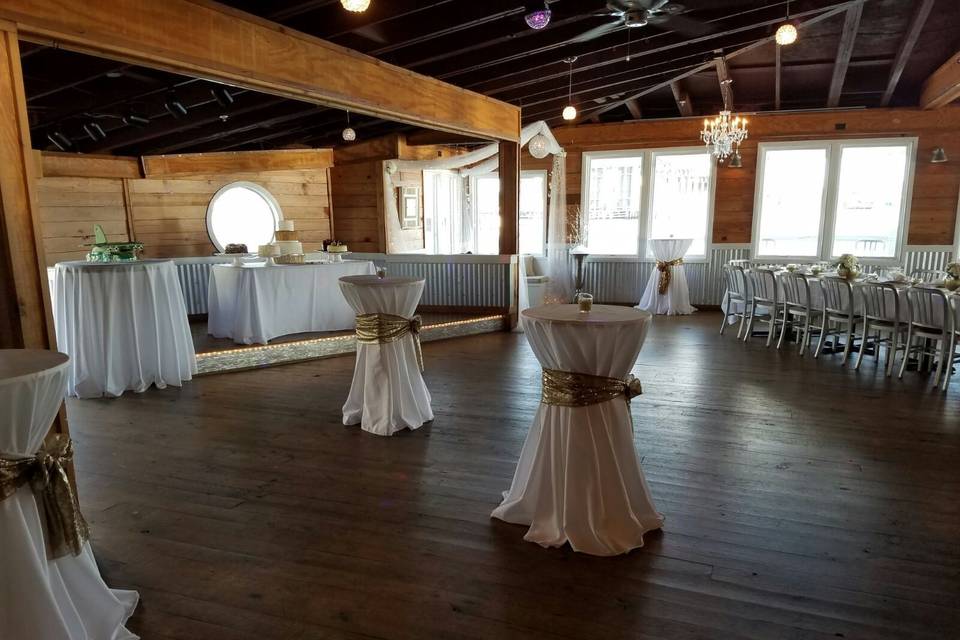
571,0,714,43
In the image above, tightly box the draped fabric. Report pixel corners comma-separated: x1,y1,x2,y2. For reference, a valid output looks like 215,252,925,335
545,152,575,305
339,276,433,436
208,261,376,344
491,305,663,556
52,260,196,398
637,239,697,315
0,349,139,640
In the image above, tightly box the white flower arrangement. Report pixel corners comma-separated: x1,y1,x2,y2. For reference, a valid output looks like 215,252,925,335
835,254,860,280
946,262,960,279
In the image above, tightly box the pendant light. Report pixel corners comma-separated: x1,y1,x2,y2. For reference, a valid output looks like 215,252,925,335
562,56,578,121
931,147,948,163
342,110,356,142
775,1,798,46
340,0,370,12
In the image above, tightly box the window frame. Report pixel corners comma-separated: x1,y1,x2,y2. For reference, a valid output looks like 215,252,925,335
580,146,716,262
751,137,917,265
205,180,282,253
520,169,549,256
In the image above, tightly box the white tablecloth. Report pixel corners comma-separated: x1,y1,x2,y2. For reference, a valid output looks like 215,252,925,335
638,238,696,315
0,349,139,640
208,261,376,344
492,304,663,556
339,276,433,436
53,260,196,398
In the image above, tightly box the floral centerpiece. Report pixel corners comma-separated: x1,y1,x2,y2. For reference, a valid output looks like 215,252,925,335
835,254,860,280
945,262,960,291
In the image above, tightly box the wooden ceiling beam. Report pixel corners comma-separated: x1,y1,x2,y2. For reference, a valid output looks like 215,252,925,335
625,99,643,120
826,2,864,108
0,0,520,141
716,56,734,110
920,49,960,109
880,0,935,107
140,148,333,177
670,81,693,117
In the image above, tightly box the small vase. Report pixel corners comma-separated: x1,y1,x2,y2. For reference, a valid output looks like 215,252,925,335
944,278,960,291
838,266,858,280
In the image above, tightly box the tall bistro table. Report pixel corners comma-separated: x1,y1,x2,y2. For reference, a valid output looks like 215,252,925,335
208,260,376,344
492,304,663,556
53,260,196,398
338,275,433,436
638,238,697,315
0,350,139,640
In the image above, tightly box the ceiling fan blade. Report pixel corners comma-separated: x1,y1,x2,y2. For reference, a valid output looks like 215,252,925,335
654,13,714,37
569,20,623,44
352,23,388,44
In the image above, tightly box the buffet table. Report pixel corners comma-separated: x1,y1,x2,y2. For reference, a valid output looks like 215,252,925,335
208,260,377,344
0,349,139,639
52,260,196,398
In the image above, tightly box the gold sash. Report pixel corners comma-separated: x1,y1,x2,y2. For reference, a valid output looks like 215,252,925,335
0,435,89,559
541,368,643,407
355,313,424,371
656,258,684,295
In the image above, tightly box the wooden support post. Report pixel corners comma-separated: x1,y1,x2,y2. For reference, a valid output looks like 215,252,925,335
0,23,69,441
498,141,520,256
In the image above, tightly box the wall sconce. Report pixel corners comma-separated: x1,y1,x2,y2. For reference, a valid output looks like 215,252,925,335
931,147,948,163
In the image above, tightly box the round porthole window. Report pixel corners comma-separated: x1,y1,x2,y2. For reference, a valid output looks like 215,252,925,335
206,181,281,253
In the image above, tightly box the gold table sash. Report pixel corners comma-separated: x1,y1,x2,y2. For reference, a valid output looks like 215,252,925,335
541,368,643,407
0,435,89,559
355,313,424,371
656,258,684,295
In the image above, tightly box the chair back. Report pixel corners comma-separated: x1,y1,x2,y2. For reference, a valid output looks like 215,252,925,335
906,286,950,331
723,265,748,301
859,281,900,323
749,268,778,304
820,276,854,315
729,259,750,268
911,269,946,284
779,272,809,307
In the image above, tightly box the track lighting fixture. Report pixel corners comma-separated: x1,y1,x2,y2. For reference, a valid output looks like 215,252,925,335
211,87,234,108
82,122,107,142
46,131,73,152
122,113,150,127
164,93,188,119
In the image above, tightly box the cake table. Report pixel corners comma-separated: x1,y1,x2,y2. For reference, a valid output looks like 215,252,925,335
492,304,663,555
338,275,433,436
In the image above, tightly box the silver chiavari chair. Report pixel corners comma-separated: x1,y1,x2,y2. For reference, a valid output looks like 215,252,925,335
898,286,953,388
943,295,960,390
815,276,861,363
856,281,908,377
778,271,820,355
911,269,947,284
720,265,751,339
744,268,781,347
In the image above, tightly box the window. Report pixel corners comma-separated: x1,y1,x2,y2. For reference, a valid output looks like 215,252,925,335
475,175,501,255
519,171,547,255
424,170,464,254
206,181,281,252
581,148,714,258
753,139,916,262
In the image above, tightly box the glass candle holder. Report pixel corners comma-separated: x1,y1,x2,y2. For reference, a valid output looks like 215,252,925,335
577,293,593,312
376,267,387,279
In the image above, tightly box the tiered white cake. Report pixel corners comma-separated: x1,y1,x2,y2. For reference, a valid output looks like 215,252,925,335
271,220,304,264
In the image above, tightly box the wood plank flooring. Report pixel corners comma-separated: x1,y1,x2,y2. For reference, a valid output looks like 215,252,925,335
66,312,960,640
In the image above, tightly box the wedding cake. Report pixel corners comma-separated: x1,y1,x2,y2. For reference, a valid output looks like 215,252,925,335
272,220,304,264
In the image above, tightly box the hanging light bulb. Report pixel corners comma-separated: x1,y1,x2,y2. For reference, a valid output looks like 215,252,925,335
528,132,550,158
340,0,370,12
342,110,356,142
775,1,798,46
561,56,578,122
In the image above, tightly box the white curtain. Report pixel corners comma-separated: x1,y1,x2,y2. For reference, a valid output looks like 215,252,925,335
545,153,574,304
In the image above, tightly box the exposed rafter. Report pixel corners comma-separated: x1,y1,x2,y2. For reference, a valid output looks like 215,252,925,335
670,81,693,117
625,99,643,120
774,42,782,110
716,56,734,110
880,0,936,107
827,2,864,108
920,49,960,109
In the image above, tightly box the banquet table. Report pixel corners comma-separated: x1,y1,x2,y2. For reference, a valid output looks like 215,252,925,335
492,304,663,556
338,275,433,436
0,349,139,640
53,260,196,398
637,238,697,315
208,260,376,344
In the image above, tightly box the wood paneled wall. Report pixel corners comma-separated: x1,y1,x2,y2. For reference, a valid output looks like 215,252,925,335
329,161,385,254
34,151,335,265
554,107,960,246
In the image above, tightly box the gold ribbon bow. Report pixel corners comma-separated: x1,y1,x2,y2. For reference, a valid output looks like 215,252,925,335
656,258,684,295
541,368,643,408
355,313,424,371
0,435,89,559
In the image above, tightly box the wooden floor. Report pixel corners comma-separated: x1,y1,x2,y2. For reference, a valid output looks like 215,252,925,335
67,312,960,640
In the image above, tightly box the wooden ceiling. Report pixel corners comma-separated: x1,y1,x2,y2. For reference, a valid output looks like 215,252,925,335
21,0,960,156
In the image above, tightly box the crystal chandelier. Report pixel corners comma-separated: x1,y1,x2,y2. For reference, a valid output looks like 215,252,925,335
700,111,748,160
